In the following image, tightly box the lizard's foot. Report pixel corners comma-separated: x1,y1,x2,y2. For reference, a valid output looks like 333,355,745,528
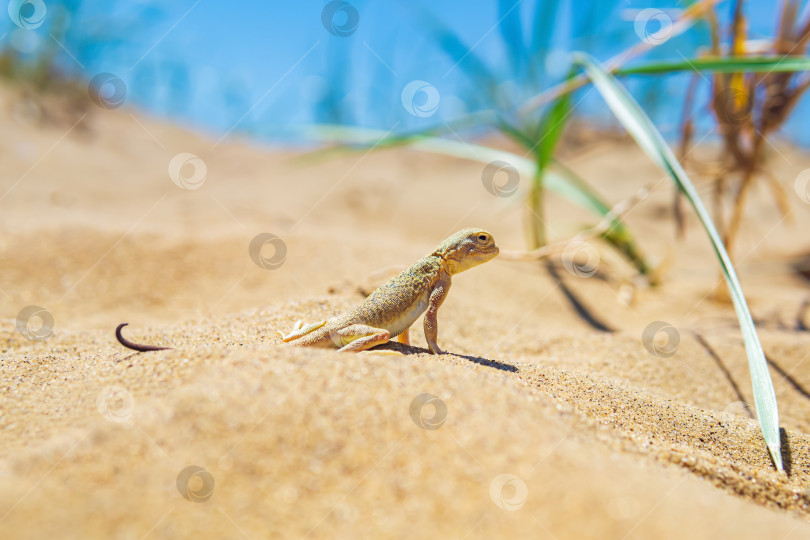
426,342,444,355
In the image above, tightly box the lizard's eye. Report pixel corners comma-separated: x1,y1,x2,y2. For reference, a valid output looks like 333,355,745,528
477,234,488,242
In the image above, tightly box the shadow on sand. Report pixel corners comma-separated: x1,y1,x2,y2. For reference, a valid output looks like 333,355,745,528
374,342,518,373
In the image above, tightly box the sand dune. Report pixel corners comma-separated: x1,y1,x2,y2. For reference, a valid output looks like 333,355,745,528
2,93,810,538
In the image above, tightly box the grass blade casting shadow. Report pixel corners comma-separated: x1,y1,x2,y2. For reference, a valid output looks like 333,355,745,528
544,260,614,333
692,332,752,418
301,124,650,275
573,53,782,470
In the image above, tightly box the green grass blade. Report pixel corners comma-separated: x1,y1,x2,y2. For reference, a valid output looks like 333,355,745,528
574,53,783,470
536,86,573,169
290,113,494,163
519,0,720,115
616,55,810,76
496,119,539,150
298,124,590,215
522,88,574,248
298,123,649,273
552,161,650,276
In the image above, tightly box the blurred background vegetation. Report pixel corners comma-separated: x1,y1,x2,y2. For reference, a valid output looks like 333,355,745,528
1,1,806,138
3,0,806,468
2,0,809,264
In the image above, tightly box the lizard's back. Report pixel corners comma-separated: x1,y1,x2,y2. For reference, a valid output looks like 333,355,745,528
348,255,443,335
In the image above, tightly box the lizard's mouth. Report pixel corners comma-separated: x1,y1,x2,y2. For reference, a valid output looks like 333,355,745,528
472,245,499,264
447,244,499,274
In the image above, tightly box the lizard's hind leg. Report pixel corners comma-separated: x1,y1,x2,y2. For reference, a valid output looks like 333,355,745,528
395,326,411,345
281,320,327,342
334,324,394,353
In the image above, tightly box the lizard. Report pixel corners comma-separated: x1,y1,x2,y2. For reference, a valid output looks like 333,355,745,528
280,228,499,354
114,228,498,355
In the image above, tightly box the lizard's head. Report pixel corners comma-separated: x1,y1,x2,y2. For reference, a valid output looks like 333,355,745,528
434,228,499,275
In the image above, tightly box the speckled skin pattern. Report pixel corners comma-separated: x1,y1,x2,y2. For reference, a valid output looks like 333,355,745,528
282,228,499,353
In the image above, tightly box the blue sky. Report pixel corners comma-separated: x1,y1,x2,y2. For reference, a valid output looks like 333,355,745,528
2,0,808,145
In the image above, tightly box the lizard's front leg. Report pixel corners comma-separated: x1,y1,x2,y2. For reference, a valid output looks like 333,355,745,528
424,272,452,354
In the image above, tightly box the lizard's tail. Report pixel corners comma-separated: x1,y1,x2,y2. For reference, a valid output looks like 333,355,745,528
281,320,323,342
115,323,172,352
282,320,337,347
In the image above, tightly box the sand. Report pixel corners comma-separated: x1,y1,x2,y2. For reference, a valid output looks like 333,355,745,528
2,88,810,538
